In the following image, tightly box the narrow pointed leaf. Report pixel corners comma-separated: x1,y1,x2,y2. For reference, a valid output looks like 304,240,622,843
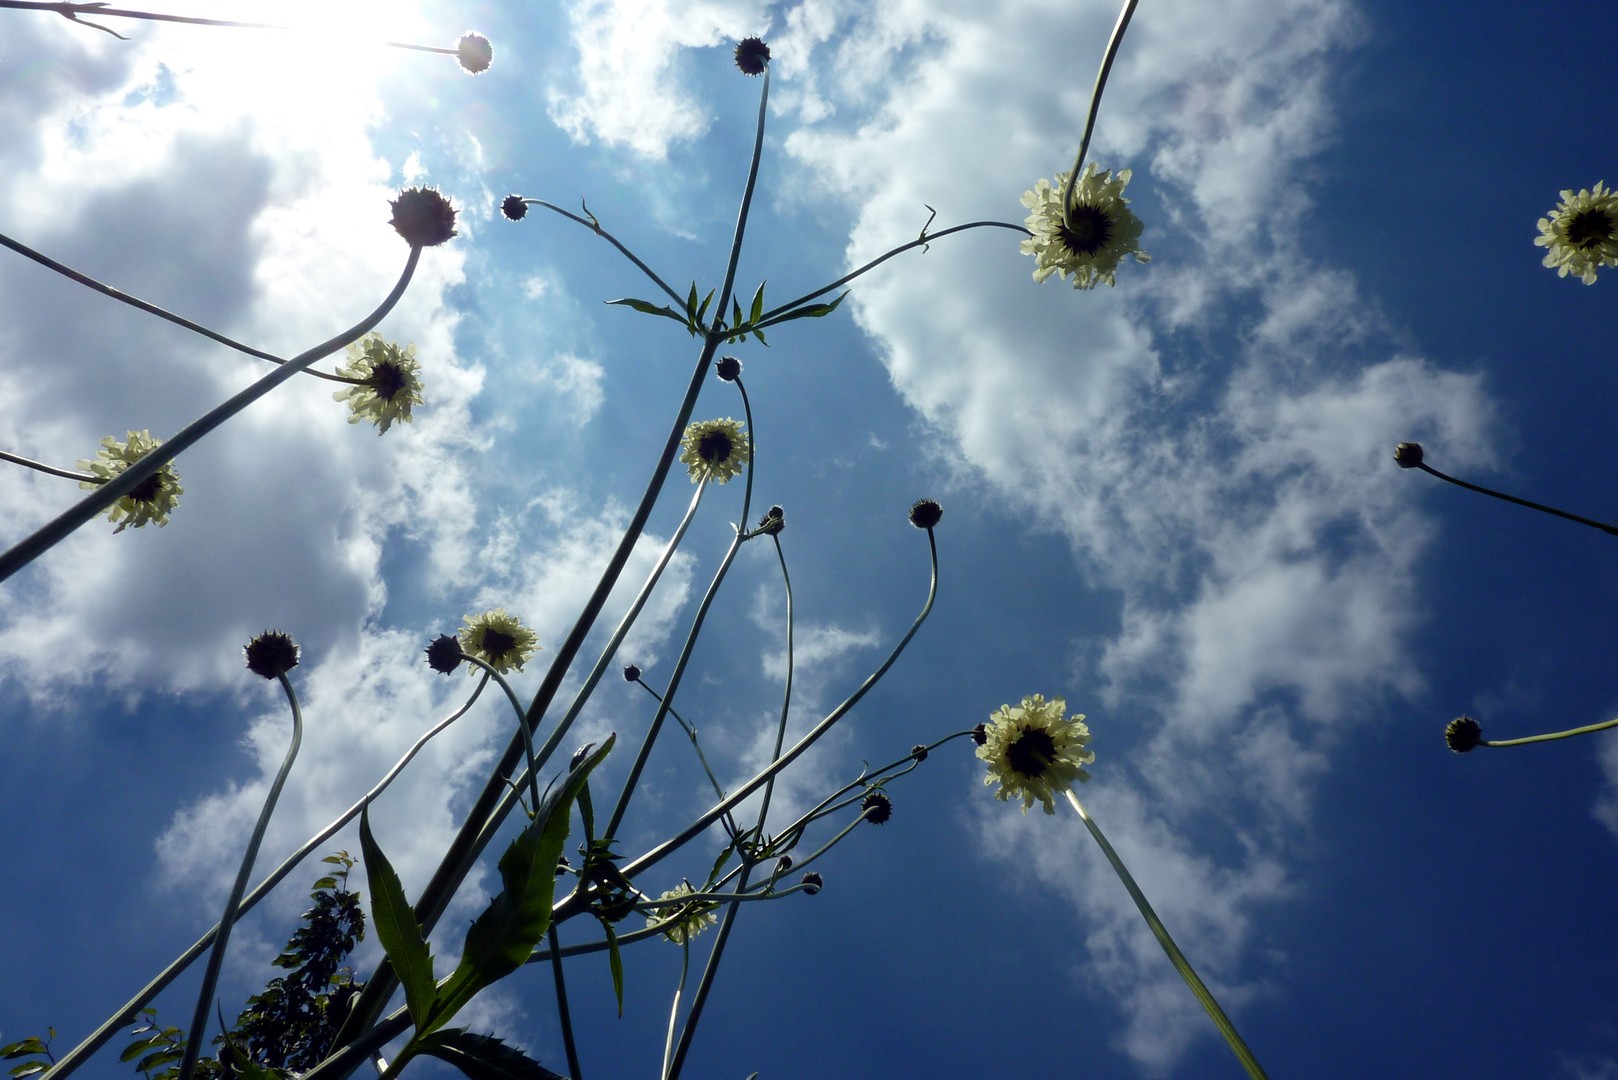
749,281,765,324
416,1030,567,1080
605,297,688,327
605,921,625,1017
696,287,715,326
760,290,849,329
359,808,437,1029
424,736,616,1036
753,327,768,347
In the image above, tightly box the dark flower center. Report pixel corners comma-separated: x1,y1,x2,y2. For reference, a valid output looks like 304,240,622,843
1568,208,1615,249
370,361,408,402
1060,204,1113,256
128,472,164,504
481,628,517,659
698,430,733,464
1006,725,1056,778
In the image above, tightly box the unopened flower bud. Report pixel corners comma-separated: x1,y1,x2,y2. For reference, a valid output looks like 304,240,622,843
390,186,458,247
734,37,770,76
909,498,943,529
911,743,929,761
1445,715,1483,753
970,723,988,746
623,664,642,682
456,32,493,74
774,855,793,874
861,791,892,825
245,631,300,680
800,871,823,895
501,195,528,221
716,355,742,381
424,633,464,674
1393,442,1425,469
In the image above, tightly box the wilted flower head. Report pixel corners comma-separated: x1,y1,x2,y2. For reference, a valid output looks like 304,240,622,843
679,417,750,484
734,37,770,75
977,694,1095,815
1445,715,1483,753
501,195,528,221
333,334,424,434
424,633,464,674
647,882,718,944
1535,181,1618,284
909,498,942,529
77,429,183,532
390,186,458,247
1021,164,1149,289
458,609,540,674
244,631,300,680
456,32,493,74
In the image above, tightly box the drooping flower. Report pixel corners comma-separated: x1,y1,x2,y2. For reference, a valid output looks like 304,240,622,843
977,694,1094,815
333,334,424,434
646,882,718,944
458,609,540,674
456,32,493,75
244,631,300,680
1020,164,1149,289
734,37,770,76
679,417,750,484
77,429,183,532
1535,181,1618,284
389,186,458,247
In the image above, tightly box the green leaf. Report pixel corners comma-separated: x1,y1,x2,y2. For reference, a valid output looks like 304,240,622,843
221,1038,290,1079
119,1035,165,1063
0,1040,48,1061
9,1064,48,1079
311,875,338,891
695,287,715,327
604,920,625,1017
424,736,616,1037
416,1030,567,1080
359,807,437,1030
753,327,768,347
684,280,698,318
135,1048,182,1073
605,297,688,329
749,280,766,325
760,289,848,331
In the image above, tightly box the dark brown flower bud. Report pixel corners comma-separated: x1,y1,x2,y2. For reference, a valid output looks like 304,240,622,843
734,37,770,76
861,791,892,825
501,195,528,221
424,633,464,674
909,498,943,529
1393,442,1425,469
800,871,823,895
716,355,742,381
1445,715,1483,753
623,664,642,682
390,186,458,247
245,631,300,680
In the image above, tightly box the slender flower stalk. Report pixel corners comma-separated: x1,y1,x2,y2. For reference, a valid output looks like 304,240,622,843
0,448,96,482
1394,442,1618,537
178,665,305,1077
1061,0,1141,208
1064,790,1271,1080
1445,713,1618,752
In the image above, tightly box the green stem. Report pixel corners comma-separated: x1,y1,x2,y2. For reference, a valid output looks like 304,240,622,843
0,246,421,584
1417,462,1618,537
1061,0,1141,212
0,448,96,482
179,673,305,1078
1484,717,1618,746
526,199,688,310
547,924,584,1080
1064,790,1269,1080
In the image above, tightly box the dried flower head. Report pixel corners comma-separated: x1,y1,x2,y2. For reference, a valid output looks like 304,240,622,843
1445,715,1483,754
390,186,458,247
78,429,183,532
333,334,424,434
501,195,528,221
734,37,770,76
244,631,300,680
861,791,893,825
647,882,718,944
458,609,540,674
679,417,751,484
1021,164,1149,289
909,498,943,529
978,694,1095,814
1535,181,1618,284
456,32,493,75
424,633,464,674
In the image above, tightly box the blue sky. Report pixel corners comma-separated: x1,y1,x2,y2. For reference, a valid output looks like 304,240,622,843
2,0,1617,1077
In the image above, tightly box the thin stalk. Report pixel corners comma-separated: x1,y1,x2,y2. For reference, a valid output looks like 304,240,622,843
0,247,421,584
712,65,772,329
461,658,544,812
617,528,938,884
754,533,794,827
0,229,355,382
660,946,692,1080
42,678,486,1080
1416,461,1618,537
0,448,96,482
630,677,738,836
1061,0,1141,211
179,673,305,1078
546,925,583,1080
1484,717,1618,747
1064,789,1270,1080
525,200,687,310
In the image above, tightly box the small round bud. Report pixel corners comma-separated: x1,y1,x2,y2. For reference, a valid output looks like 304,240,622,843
909,498,943,529
390,186,458,248
734,37,770,76
774,854,793,874
456,32,493,74
1393,442,1425,469
501,195,528,221
970,723,988,746
424,633,464,674
244,631,299,680
799,871,823,895
716,355,742,381
1445,715,1483,753
910,743,929,762
860,791,892,825
623,664,642,682
755,505,785,536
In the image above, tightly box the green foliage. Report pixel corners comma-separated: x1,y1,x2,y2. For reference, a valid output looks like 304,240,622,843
415,1029,567,1079
359,809,437,1030
1,1030,54,1079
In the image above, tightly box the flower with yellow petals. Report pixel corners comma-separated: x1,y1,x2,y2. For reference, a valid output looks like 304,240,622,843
77,430,183,532
679,418,750,484
458,609,540,674
977,694,1094,815
1020,164,1149,289
333,334,424,434
1535,181,1618,284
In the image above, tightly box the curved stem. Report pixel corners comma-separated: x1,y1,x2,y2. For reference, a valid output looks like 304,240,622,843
711,66,771,330
1061,0,1141,211
0,247,421,584
1416,461,1618,537
617,527,939,883
461,658,544,812
1484,717,1618,747
754,533,794,829
0,448,96,482
546,925,584,1080
1064,789,1270,1080
43,679,487,1080
526,199,687,309
178,673,305,1078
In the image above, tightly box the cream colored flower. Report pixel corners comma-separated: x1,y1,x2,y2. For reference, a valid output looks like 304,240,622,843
977,694,1094,815
458,609,539,674
333,334,424,433
1535,181,1618,284
77,429,183,532
679,417,750,484
1021,164,1149,289
646,882,718,944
